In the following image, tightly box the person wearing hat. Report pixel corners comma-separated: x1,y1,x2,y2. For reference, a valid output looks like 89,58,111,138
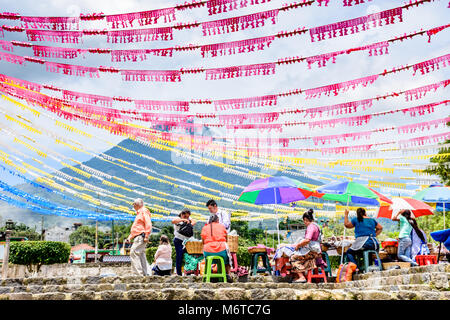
171,209,197,275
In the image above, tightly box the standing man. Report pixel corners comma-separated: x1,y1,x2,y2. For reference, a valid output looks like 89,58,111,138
125,198,152,276
206,200,231,232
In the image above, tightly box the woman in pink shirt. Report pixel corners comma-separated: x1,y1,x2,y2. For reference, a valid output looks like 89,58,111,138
289,209,324,283
201,214,231,275
153,235,172,276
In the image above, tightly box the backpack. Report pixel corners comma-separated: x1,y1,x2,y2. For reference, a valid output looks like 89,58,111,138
178,221,194,237
335,262,357,283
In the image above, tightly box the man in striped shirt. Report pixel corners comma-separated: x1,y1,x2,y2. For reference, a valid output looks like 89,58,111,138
125,198,152,276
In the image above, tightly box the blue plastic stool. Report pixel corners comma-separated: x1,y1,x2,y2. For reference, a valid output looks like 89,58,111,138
321,252,332,277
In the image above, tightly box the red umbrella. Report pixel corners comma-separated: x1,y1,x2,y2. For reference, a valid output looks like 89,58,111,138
377,197,434,219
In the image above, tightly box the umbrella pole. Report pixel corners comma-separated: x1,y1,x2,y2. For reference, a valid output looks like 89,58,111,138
340,195,350,265
274,188,280,246
443,202,446,230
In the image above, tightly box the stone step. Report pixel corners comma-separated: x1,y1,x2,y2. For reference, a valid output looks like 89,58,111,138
0,279,444,296
352,263,449,281
1,270,448,291
3,287,449,301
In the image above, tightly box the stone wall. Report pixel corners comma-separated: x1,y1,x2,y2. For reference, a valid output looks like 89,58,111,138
5,263,132,279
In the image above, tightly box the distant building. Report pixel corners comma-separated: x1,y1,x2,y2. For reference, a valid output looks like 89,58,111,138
45,226,72,243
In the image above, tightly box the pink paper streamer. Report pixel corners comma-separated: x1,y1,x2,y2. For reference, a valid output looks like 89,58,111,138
397,117,450,134
202,9,278,36
0,51,25,65
20,16,80,30
214,95,277,111
304,99,373,118
33,45,84,59
343,0,372,6
218,112,279,124
107,27,173,43
63,90,113,107
26,29,82,43
207,0,272,15
304,75,379,99
426,24,450,43
121,70,181,82
201,35,275,58
106,8,176,29
0,40,13,52
0,74,41,92
412,54,450,75
402,101,449,117
306,50,346,69
310,7,402,42
206,63,276,80
46,62,99,78
399,132,450,148
403,80,450,101
134,100,190,112
313,131,372,145
111,48,173,62
308,114,372,129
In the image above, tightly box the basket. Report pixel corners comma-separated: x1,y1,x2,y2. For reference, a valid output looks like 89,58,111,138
378,251,389,260
227,235,239,253
384,245,398,255
185,241,203,254
382,262,411,270
336,245,350,255
321,244,329,252
248,247,267,254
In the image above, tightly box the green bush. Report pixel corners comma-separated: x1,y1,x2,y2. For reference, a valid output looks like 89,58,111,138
236,247,252,267
9,241,71,272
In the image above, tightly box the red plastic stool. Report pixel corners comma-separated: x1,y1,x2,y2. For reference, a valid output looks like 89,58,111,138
415,255,437,266
229,252,239,273
307,267,327,283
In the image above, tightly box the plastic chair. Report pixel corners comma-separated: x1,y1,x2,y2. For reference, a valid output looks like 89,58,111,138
250,252,272,276
202,256,227,283
307,267,327,283
321,252,332,277
229,252,239,273
361,250,382,273
415,254,437,266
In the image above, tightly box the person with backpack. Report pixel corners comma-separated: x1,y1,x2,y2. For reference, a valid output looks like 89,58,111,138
392,209,421,266
289,209,326,283
171,209,196,275
344,208,383,267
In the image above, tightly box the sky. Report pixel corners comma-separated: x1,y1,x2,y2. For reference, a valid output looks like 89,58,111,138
0,0,448,195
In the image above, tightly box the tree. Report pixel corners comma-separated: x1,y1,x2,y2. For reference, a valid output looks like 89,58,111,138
423,119,450,184
69,225,106,247
0,221,40,240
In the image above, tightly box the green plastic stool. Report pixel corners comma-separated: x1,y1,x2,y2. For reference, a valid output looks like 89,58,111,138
250,252,272,276
202,255,227,283
321,252,332,277
355,250,382,273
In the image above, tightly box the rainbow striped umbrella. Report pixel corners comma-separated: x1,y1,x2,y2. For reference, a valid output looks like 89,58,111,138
238,176,314,204
238,176,315,245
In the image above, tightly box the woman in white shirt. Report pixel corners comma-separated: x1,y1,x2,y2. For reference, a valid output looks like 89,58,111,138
172,209,197,275
152,235,173,276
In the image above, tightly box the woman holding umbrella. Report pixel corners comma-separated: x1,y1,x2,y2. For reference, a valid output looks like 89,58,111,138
392,210,423,266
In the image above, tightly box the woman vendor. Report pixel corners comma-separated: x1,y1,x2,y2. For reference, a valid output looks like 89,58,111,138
344,208,383,266
273,209,326,282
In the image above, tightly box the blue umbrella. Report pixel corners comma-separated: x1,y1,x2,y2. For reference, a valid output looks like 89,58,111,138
413,186,450,229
